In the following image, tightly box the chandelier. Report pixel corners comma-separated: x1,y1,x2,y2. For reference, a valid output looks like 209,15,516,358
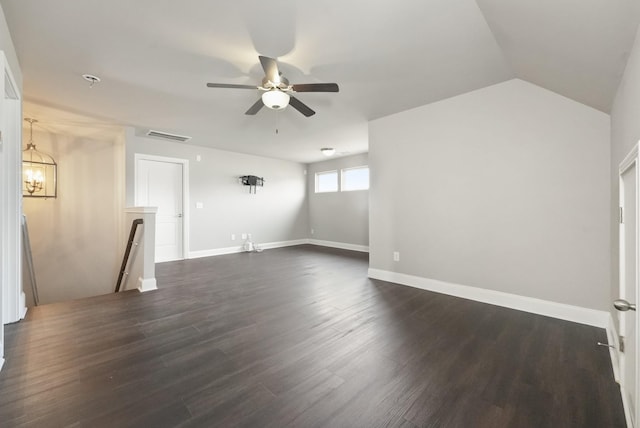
23,118,57,198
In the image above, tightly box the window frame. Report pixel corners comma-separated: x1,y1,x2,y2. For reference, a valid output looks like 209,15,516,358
315,169,339,193
340,165,370,192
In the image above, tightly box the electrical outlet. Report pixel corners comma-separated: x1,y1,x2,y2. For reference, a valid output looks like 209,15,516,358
393,251,400,262
196,154,201,162
231,234,236,241
247,233,252,240
241,233,247,240
196,202,204,209
311,229,314,235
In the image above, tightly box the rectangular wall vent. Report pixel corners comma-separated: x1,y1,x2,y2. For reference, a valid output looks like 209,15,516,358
146,129,192,142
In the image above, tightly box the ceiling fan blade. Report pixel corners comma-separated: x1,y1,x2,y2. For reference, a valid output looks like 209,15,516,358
289,96,316,117
207,83,257,89
259,56,281,84
245,98,264,115
292,83,339,93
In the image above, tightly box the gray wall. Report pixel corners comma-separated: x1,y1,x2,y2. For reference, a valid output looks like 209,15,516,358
125,128,308,252
307,153,369,247
369,79,611,311
610,26,640,327
23,129,125,304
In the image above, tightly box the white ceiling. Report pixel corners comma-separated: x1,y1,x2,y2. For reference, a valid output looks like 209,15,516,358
2,0,638,163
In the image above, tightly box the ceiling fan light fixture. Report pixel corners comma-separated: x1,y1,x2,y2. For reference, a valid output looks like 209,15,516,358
262,90,290,110
321,148,336,157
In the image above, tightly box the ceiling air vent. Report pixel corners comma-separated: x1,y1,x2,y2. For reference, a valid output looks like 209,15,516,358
146,129,191,143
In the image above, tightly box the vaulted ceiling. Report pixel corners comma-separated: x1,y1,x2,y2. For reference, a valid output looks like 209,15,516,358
2,0,638,162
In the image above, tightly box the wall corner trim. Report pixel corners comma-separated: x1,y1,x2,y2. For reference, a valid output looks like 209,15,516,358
137,277,157,293
367,268,609,328
0,357,4,373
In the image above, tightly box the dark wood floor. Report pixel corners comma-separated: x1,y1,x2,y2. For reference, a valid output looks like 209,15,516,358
0,245,626,427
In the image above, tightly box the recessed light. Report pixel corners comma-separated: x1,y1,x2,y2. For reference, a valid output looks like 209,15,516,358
321,148,336,156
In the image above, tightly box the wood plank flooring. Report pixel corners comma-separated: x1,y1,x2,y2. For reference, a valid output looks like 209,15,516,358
0,244,626,427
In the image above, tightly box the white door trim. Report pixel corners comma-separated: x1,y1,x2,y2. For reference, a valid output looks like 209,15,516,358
1,51,25,326
134,153,189,260
0,50,24,372
618,142,640,428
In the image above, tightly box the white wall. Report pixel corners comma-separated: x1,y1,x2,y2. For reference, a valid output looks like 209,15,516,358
125,128,308,254
0,5,21,90
369,79,611,311
610,25,640,325
307,153,369,248
0,4,22,370
22,129,125,304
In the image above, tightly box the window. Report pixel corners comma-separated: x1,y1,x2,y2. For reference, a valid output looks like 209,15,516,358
315,170,338,193
341,166,369,191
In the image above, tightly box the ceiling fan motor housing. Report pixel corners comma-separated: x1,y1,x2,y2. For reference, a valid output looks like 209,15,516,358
262,76,289,90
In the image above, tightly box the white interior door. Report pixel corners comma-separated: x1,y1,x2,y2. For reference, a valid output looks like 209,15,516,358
136,158,185,263
619,145,639,428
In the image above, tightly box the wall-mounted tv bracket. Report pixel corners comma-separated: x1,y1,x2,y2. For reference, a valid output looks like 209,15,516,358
240,175,265,193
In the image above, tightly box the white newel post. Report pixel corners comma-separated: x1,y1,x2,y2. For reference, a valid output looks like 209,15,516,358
124,207,158,292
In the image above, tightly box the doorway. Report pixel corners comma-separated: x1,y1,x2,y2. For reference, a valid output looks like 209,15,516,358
134,154,189,263
618,143,639,428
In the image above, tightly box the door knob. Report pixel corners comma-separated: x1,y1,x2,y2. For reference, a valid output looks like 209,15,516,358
614,299,637,312
177,213,183,218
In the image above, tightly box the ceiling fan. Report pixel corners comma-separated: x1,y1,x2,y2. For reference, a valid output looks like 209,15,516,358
206,56,339,117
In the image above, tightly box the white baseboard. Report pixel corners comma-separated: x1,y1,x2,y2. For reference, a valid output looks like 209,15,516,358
189,246,244,258
368,268,609,328
188,239,310,259
20,291,27,319
259,239,310,250
188,239,369,259
308,239,369,253
137,277,157,293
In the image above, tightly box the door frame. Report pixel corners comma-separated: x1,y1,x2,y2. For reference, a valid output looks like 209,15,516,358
0,51,24,371
134,153,189,260
1,51,25,324
618,142,640,428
